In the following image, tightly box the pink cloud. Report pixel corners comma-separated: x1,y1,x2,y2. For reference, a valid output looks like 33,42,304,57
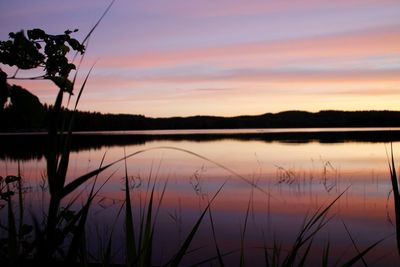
135,0,399,18
95,26,400,70
95,69,400,85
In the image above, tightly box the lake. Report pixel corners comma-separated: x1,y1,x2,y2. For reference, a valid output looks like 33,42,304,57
1,128,400,266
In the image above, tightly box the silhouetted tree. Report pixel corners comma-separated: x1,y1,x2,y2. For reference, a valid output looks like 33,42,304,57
0,29,85,131
0,69,8,111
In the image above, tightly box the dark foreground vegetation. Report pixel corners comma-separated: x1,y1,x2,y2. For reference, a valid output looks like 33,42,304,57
1,3,399,266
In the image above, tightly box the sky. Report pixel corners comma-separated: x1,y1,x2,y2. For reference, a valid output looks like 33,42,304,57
1,0,400,117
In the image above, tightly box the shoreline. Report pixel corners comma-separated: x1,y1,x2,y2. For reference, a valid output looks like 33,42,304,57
2,128,400,160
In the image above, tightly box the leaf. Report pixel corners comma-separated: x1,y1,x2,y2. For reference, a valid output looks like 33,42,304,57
1,191,14,201
1,31,45,69
60,44,70,55
47,76,73,93
27,28,46,40
5,175,20,184
68,38,85,53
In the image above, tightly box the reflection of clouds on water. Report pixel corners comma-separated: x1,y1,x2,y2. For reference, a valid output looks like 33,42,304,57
1,136,399,266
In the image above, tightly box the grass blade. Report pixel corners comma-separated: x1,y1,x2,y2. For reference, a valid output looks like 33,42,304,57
341,238,384,267
65,192,92,262
240,192,252,267
140,184,156,267
73,61,96,111
66,155,108,263
61,162,114,198
208,208,224,267
6,184,18,265
283,188,349,266
342,220,368,267
272,239,281,267
17,164,24,241
81,0,116,46
61,148,155,198
169,182,226,267
388,144,400,255
298,238,313,267
262,234,270,267
155,146,274,198
322,241,330,267
188,250,237,267
124,151,137,266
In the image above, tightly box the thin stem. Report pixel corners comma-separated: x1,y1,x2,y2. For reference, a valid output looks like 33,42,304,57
7,75,46,80
12,68,19,78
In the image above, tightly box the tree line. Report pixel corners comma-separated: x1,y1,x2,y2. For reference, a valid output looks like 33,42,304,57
2,85,400,132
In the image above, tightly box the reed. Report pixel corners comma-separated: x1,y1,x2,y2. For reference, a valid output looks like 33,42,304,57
388,145,400,255
254,187,382,267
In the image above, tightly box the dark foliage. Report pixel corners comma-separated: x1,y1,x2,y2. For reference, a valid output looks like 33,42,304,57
0,85,46,130
3,97,400,132
51,109,400,131
0,29,84,93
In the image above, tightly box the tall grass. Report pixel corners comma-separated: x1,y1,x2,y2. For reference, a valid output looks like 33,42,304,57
1,1,117,265
256,188,383,267
0,1,392,266
36,2,115,263
388,145,400,255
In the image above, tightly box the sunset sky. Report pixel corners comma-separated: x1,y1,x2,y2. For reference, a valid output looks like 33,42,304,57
1,0,400,117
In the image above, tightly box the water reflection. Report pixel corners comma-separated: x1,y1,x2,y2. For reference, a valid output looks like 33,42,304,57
1,132,399,265
2,128,400,160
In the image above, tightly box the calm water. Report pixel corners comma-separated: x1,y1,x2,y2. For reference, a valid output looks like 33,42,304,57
1,129,400,266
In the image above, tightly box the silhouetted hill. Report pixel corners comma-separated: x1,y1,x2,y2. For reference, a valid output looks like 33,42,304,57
2,85,400,132
41,109,400,131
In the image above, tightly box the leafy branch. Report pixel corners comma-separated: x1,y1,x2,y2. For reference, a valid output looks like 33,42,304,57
0,29,85,93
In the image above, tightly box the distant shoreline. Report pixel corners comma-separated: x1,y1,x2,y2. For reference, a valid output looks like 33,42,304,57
2,128,400,160
2,126,400,135
3,110,400,132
